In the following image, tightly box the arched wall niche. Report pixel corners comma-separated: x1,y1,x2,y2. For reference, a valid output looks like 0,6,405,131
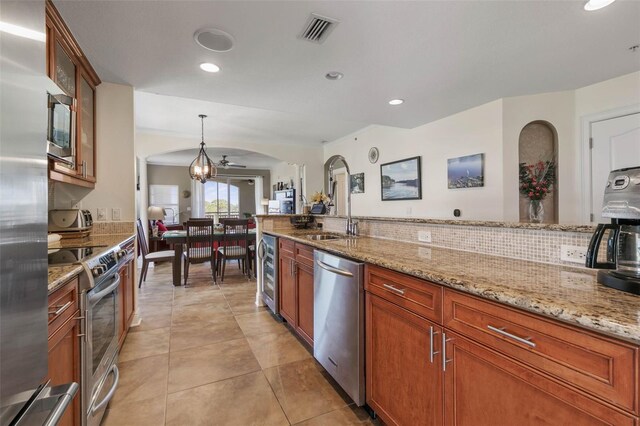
518,121,559,223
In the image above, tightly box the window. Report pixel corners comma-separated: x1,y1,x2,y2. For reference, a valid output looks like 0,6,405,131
204,179,239,219
149,184,179,224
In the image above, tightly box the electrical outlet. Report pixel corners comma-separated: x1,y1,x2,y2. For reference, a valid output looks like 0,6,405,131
96,208,107,221
560,245,587,264
406,207,412,215
418,247,432,259
112,208,121,221
418,231,432,243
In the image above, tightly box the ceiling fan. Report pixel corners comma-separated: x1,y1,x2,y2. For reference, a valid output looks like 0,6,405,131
216,155,246,169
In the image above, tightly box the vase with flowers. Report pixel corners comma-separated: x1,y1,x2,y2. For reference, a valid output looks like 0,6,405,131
519,160,556,223
311,191,330,204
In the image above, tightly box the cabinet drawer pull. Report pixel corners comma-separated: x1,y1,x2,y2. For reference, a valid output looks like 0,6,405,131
382,283,405,295
49,301,73,317
442,332,453,372
487,325,536,348
429,326,440,363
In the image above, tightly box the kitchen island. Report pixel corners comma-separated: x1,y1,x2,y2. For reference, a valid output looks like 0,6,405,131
264,229,639,344
265,228,640,425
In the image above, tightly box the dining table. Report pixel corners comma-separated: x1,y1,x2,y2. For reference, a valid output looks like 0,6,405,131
162,229,257,286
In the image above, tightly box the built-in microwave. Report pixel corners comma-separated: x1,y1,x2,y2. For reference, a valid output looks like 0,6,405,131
47,91,75,166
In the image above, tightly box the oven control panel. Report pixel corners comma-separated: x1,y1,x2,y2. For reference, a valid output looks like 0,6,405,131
84,247,119,279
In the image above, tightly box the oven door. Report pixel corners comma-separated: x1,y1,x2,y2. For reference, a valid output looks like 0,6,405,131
86,273,121,390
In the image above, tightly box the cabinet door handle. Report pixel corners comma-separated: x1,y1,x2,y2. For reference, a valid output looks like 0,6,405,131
442,332,453,372
487,325,536,348
382,283,405,295
48,301,73,317
429,326,439,363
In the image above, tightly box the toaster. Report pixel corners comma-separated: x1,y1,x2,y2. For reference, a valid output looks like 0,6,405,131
48,209,93,233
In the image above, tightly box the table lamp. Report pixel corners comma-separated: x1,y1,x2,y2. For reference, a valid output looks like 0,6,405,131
148,206,165,236
261,198,269,215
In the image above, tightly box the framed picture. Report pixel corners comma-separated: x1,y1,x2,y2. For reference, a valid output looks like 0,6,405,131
350,173,365,194
447,153,485,189
380,156,422,201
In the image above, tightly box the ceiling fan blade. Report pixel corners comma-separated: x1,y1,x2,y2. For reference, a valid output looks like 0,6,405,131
227,164,246,168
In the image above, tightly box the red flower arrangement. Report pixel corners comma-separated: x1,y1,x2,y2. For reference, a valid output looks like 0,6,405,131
519,160,556,201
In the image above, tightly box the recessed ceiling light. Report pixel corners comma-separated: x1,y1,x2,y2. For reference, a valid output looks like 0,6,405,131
199,63,221,73
194,28,234,52
325,71,343,80
584,0,615,11
388,99,404,106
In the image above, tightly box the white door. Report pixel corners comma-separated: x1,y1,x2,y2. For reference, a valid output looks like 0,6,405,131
591,112,640,223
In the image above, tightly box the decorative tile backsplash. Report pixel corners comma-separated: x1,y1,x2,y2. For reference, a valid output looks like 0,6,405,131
92,221,135,235
320,216,593,268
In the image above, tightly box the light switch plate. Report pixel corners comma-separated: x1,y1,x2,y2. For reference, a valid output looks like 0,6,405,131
418,231,432,243
96,208,107,221
112,208,121,221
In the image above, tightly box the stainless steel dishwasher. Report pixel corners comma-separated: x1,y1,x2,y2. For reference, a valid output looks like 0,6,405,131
314,250,365,406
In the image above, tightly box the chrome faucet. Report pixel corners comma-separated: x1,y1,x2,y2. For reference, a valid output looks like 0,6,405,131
327,155,358,236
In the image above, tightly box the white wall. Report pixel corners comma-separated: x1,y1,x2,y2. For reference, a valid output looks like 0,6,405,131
324,72,640,224
324,101,504,220
502,91,575,222
54,83,136,222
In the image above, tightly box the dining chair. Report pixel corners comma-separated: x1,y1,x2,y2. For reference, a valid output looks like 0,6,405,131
183,219,215,285
216,219,250,282
136,219,175,288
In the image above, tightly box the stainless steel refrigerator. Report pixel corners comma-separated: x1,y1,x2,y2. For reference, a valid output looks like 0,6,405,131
0,2,78,424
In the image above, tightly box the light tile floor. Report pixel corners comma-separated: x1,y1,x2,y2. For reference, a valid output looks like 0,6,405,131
102,261,378,426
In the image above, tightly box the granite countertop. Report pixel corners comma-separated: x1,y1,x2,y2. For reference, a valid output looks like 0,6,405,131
257,214,595,233
48,233,135,294
265,228,640,345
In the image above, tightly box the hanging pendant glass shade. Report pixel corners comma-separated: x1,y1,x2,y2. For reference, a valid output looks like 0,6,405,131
189,114,217,183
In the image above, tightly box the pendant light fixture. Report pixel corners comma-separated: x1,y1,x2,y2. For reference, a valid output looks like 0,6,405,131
189,114,216,183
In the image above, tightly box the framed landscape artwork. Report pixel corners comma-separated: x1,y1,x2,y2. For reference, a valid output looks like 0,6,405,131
447,153,485,189
350,173,365,194
380,156,422,201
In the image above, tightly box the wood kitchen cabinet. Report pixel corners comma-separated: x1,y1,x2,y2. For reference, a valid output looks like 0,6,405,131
364,264,640,426
46,0,100,188
278,239,297,325
366,293,443,426
118,255,135,348
443,331,635,426
48,277,81,426
278,238,315,346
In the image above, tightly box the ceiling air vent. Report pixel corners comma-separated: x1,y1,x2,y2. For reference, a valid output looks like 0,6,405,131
299,13,339,44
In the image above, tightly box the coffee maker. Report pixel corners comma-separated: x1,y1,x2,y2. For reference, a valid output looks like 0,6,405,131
586,167,640,295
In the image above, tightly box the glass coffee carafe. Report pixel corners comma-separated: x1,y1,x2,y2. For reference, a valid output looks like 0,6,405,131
616,224,640,278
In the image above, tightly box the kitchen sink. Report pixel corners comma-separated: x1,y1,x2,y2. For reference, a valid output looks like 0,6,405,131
306,234,343,241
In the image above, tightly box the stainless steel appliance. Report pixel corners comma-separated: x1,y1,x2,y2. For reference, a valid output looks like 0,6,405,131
48,209,93,233
274,189,296,214
586,166,640,295
313,251,365,406
47,91,75,166
0,1,78,425
80,245,127,426
48,246,107,266
258,235,279,315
